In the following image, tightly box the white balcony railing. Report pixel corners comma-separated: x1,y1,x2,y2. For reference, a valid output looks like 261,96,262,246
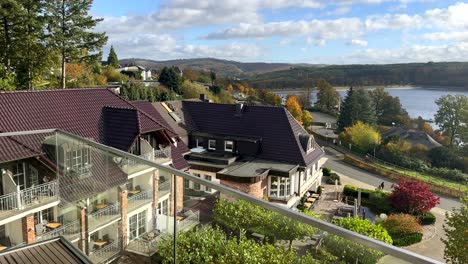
39,220,81,241
0,181,58,218
88,202,120,230
128,189,153,211
126,233,161,256
89,239,121,264
158,181,171,197
154,147,171,161
179,210,200,231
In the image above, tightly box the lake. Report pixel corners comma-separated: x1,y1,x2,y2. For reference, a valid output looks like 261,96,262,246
277,87,468,122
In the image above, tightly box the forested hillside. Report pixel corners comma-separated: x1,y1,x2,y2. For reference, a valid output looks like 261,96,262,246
249,62,468,89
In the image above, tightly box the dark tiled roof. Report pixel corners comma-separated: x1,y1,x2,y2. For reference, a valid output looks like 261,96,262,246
182,101,324,167
0,89,169,163
132,101,190,170
0,236,92,264
102,106,140,151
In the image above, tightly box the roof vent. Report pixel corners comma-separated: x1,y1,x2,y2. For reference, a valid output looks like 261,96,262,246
199,94,210,102
235,103,244,116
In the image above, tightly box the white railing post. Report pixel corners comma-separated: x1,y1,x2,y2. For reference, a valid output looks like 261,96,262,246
16,186,22,210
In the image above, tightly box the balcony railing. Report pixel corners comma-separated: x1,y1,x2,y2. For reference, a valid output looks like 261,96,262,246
179,210,200,231
89,239,121,264
88,202,120,230
158,181,171,197
126,232,161,256
128,189,153,212
39,220,81,241
0,181,58,219
154,147,171,161
0,130,441,264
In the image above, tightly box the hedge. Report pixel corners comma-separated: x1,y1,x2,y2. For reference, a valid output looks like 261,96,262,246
322,167,331,176
415,212,436,225
326,173,341,185
392,233,423,247
343,185,371,199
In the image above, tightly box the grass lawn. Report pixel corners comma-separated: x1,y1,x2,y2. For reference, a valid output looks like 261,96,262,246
376,163,468,192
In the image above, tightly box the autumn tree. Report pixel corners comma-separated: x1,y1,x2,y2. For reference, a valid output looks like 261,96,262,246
226,83,233,92
341,121,381,153
442,196,468,264
106,45,119,68
302,110,313,129
389,179,440,215
297,92,311,109
236,83,245,93
316,79,339,113
435,94,468,148
286,95,303,122
46,0,107,89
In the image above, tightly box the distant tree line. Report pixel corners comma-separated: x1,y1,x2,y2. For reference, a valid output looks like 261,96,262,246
249,62,468,89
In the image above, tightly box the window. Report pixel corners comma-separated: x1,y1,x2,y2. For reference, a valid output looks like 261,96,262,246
224,141,234,151
29,165,39,187
183,178,190,189
195,138,203,148
142,134,157,148
193,173,201,190
129,210,147,240
12,162,26,190
34,208,54,225
158,199,169,215
204,175,212,192
208,140,216,150
269,176,290,198
66,147,91,176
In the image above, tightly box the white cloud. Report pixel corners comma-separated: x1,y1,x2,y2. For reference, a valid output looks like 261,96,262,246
344,42,468,64
364,14,423,30
327,6,352,16
347,39,368,46
279,38,293,47
423,31,468,41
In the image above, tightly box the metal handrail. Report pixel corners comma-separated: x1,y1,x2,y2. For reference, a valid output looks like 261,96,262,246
20,181,58,207
39,220,81,241
0,192,18,211
179,210,200,231
154,147,171,159
89,239,121,263
0,129,442,264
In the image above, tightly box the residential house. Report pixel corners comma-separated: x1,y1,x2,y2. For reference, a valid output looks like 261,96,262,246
116,66,152,81
135,99,327,208
382,127,442,149
0,88,190,262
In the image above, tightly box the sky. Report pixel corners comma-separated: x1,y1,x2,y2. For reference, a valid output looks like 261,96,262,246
91,0,468,64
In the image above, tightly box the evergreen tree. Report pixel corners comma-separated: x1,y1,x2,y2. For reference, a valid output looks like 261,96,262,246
158,66,183,94
46,0,107,89
316,79,339,113
337,87,376,132
106,45,119,68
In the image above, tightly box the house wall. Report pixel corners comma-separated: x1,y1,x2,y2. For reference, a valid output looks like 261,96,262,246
6,219,23,245
220,178,265,199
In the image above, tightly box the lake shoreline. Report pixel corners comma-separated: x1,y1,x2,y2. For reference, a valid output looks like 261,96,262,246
271,85,468,93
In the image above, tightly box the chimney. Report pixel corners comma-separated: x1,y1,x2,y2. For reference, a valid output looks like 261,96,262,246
235,103,244,116
199,94,210,102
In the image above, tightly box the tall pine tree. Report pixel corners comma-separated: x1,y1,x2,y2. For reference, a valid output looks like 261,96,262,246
337,87,376,132
107,45,119,68
46,0,107,89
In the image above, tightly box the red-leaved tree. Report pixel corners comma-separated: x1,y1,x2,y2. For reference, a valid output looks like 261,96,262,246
389,179,440,214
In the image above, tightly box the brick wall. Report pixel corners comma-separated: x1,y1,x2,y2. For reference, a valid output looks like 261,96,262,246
169,174,183,216
79,207,86,253
119,186,128,249
220,178,265,198
152,170,159,225
21,214,35,244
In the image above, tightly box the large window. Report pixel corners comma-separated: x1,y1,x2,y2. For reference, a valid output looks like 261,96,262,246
29,165,39,186
158,199,169,215
204,175,212,192
224,141,234,152
34,207,54,225
193,174,201,190
208,140,216,150
183,178,190,189
129,211,147,240
12,162,26,190
66,147,90,176
269,176,290,198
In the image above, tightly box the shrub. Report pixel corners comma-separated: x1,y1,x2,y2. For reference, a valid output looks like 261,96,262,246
379,214,422,236
389,179,440,214
343,185,370,199
392,233,423,247
326,173,341,185
415,212,436,225
333,217,393,244
322,167,331,176
423,167,468,183
323,235,384,264
316,186,322,195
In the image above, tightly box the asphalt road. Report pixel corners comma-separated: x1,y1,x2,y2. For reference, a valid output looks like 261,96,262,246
323,147,462,211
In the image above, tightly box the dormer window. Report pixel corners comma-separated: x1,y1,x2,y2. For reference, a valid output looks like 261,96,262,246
225,140,234,152
299,134,315,153
66,147,91,177
208,140,216,150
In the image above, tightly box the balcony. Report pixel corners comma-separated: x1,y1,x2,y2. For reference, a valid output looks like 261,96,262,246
128,189,153,212
126,232,160,256
0,181,59,221
154,146,171,164
158,180,170,198
88,202,121,231
89,239,121,264
38,219,81,242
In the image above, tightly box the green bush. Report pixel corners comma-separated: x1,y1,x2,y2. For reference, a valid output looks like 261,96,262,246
343,185,370,199
392,233,423,247
333,217,393,244
415,212,436,225
323,235,384,264
322,167,331,176
363,191,393,214
316,186,322,195
326,173,341,185
423,167,468,183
